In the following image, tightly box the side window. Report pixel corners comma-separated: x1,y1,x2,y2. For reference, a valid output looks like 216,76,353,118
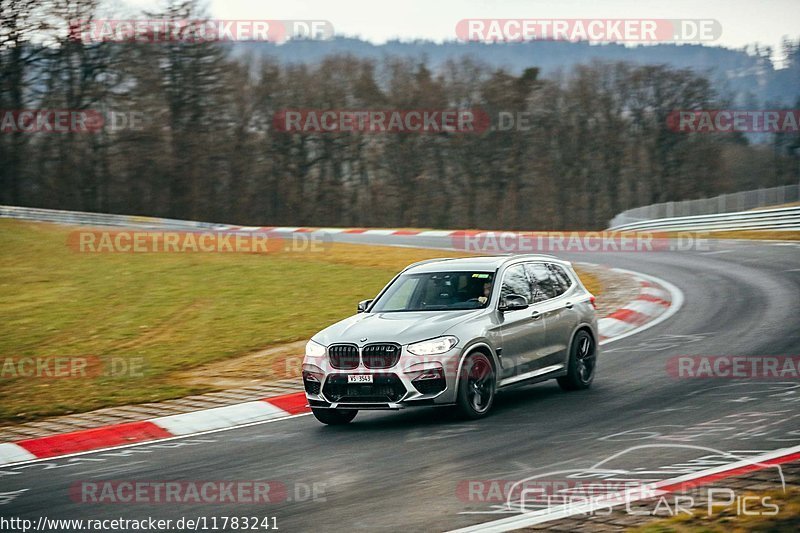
500,264,532,304
548,264,573,295
525,263,559,301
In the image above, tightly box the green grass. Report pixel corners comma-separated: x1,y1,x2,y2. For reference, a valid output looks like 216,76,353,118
0,219,602,423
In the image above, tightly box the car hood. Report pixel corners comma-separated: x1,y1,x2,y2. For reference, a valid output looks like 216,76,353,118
312,310,483,347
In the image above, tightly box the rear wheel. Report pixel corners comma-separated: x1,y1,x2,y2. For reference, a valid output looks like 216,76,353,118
311,407,357,425
557,330,596,391
456,352,496,419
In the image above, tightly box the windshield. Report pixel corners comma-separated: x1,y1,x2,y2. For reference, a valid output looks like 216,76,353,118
370,271,496,312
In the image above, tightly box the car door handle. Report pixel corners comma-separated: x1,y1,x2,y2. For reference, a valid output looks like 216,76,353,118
565,302,573,309
531,310,542,319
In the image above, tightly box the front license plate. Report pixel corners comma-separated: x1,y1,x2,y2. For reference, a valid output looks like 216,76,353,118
348,374,373,384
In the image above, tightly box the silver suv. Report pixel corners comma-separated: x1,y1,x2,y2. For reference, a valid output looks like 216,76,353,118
302,255,598,424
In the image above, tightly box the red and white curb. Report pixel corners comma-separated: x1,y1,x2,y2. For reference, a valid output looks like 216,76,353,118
0,393,310,466
449,444,800,532
0,268,681,467
597,267,684,345
225,225,458,237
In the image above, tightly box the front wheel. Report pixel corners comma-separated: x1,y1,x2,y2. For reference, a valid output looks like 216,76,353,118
456,352,496,419
557,330,597,391
311,407,357,425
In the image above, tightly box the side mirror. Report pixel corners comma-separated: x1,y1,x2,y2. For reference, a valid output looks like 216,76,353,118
499,294,528,312
357,299,373,313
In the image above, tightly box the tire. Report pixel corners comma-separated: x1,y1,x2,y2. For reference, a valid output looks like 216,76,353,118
456,352,496,419
311,407,358,425
557,330,597,391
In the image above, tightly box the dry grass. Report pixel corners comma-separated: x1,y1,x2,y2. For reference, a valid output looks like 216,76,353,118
705,230,800,241
0,219,603,423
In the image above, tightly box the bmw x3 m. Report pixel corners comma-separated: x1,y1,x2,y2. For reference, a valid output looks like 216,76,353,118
302,255,598,424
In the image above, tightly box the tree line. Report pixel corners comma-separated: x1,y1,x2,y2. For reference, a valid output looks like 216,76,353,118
2,0,798,230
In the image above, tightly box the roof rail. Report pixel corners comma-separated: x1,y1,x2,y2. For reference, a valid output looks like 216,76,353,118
500,253,560,261
402,257,457,271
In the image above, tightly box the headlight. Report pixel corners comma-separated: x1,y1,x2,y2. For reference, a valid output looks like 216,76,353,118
407,336,458,356
305,340,326,358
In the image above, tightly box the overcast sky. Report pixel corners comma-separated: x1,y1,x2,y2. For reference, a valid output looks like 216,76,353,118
123,0,800,60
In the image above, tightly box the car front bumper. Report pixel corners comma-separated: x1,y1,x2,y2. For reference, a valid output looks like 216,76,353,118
302,346,462,409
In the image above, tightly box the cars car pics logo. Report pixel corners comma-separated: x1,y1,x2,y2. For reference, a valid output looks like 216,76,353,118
459,445,787,517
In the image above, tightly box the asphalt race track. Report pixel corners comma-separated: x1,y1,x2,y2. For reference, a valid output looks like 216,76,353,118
2,236,799,532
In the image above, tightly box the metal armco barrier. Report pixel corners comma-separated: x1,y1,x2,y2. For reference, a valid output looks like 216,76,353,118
608,206,800,232
0,205,231,231
3,204,799,235
609,184,800,228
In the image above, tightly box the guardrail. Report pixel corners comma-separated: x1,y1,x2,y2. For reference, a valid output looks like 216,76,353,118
609,184,800,228
4,204,799,235
608,206,800,232
0,205,232,231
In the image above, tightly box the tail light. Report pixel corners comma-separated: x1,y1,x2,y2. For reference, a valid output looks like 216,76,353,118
589,295,597,310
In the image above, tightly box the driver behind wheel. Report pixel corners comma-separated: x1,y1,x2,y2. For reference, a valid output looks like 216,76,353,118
477,281,492,305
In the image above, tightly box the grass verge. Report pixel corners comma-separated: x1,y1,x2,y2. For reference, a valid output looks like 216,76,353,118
703,230,800,241
0,219,603,423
